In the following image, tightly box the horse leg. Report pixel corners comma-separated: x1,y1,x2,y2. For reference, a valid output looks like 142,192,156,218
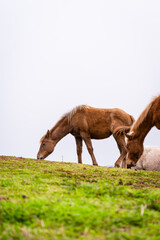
113,134,127,168
75,136,83,164
81,132,98,166
122,157,127,168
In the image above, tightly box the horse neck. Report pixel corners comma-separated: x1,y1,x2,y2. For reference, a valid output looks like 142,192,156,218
138,124,153,143
50,116,70,143
132,109,154,143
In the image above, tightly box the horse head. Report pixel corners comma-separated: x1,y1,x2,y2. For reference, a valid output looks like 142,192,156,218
125,131,144,167
37,130,56,159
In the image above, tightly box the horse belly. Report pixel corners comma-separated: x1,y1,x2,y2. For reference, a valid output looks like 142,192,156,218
90,129,112,139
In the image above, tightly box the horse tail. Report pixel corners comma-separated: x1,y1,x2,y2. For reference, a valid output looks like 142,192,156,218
113,115,135,137
113,126,131,137
129,115,135,126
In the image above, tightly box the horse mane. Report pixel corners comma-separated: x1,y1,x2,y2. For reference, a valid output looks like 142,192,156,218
40,105,90,143
65,105,90,122
131,95,159,133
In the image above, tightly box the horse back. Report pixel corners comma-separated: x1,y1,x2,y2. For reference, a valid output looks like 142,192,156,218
70,107,133,139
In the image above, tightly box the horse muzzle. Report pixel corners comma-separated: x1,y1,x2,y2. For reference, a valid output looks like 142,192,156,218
37,153,44,160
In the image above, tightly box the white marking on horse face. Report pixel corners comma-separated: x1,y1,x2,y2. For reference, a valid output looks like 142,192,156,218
127,131,134,135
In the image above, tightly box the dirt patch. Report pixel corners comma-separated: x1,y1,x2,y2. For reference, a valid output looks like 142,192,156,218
0,156,25,161
133,180,160,188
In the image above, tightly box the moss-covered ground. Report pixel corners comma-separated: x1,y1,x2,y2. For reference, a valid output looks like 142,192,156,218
0,156,160,239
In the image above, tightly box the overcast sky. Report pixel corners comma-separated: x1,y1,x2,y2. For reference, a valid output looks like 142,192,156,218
1,0,160,166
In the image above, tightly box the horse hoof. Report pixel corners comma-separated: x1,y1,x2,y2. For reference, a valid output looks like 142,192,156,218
115,164,120,168
93,163,98,166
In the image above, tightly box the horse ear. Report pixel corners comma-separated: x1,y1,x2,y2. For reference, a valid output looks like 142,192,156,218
46,130,50,138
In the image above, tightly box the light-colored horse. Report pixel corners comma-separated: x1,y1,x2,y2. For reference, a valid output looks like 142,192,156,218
132,146,160,171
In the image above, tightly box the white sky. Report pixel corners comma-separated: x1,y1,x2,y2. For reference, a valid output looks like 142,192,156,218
1,0,160,166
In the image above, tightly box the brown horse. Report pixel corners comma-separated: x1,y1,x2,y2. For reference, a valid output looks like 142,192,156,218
115,95,160,167
37,105,134,167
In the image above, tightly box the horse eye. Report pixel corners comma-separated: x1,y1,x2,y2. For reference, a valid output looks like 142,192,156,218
42,143,45,146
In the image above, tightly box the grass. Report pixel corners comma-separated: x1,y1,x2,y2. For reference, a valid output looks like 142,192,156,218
0,156,160,240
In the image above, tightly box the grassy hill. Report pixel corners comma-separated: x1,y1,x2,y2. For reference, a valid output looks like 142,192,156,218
0,156,160,240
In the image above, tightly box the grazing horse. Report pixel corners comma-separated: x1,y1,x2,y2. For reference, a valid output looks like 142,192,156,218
115,95,160,167
37,105,134,167
132,146,160,171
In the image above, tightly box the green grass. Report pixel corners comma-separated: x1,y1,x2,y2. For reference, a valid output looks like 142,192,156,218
0,156,160,240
